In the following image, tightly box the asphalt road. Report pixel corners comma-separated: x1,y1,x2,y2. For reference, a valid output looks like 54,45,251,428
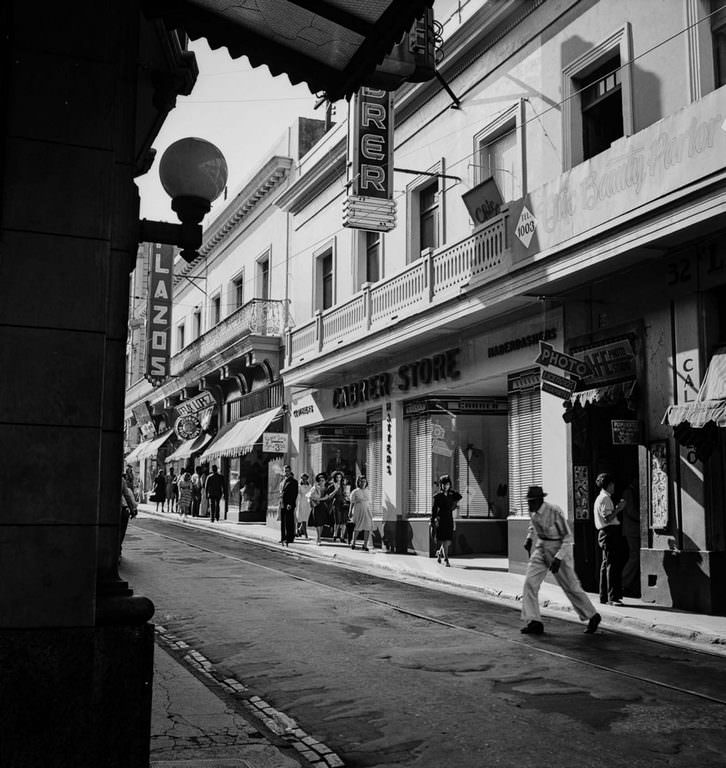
122,517,726,768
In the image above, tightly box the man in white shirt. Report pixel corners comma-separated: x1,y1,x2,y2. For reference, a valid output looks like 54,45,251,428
594,472,626,606
521,485,601,635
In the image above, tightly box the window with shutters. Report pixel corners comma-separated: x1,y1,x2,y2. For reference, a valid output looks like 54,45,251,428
508,370,542,516
407,414,433,516
366,410,383,516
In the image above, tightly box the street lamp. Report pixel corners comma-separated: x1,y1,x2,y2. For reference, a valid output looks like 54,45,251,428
139,137,228,263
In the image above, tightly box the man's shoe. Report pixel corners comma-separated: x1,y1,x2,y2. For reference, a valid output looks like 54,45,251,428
520,620,544,635
608,600,624,606
585,612,602,634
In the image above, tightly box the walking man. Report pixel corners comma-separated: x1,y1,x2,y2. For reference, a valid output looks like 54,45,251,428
278,464,299,547
521,485,601,635
205,464,226,523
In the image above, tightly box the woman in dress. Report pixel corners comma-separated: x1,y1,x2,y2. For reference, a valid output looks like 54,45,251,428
177,471,194,520
307,473,332,546
296,473,311,539
151,469,166,513
328,471,348,543
350,476,373,551
431,474,462,567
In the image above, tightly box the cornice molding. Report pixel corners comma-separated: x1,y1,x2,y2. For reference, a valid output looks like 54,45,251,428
174,155,293,283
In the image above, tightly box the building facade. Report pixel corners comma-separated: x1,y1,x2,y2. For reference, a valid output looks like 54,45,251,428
278,0,726,613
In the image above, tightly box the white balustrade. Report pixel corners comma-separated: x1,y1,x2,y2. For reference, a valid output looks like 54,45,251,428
285,214,508,368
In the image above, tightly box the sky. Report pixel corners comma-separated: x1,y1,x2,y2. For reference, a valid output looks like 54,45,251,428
136,38,322,223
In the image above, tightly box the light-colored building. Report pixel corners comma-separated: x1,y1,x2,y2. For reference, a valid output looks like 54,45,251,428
278,0,726,613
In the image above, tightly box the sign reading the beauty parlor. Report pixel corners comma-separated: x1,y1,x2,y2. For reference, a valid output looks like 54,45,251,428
333,349,461,409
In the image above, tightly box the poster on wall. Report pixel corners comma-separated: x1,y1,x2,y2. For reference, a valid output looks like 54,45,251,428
650,441,669,529
574,465,590,520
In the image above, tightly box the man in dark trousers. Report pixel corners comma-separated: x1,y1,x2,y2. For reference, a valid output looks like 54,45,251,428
279,464,299,547
205,464,226,523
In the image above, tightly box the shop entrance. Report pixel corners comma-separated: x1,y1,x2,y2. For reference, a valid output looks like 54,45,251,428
571,397,640,594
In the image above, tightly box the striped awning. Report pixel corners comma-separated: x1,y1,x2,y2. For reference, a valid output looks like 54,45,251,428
569,379,637,408
125,430,174,463
662,349,726,428
200,406,283,462
165,432,213,463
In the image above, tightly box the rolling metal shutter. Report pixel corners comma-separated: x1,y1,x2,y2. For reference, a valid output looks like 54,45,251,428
508,370,542,516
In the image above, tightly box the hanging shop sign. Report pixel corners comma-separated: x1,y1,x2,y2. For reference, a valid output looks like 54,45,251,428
535,341,593,379
175,414,202,440
262,433,289,453
611,419,643,445
343,87,396,232
572,336,637,387
176,390,217,417
462,176,503,226
144,243,174,387
132,401,156,438
333,348,461,409
540,369,577,400
403,396,508,417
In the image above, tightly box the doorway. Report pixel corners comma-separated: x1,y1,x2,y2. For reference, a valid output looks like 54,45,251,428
571,398,640,593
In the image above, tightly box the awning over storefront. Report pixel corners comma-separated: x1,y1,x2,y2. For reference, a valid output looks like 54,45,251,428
200,406,283,462
662,349,726,428
165,432,213,463
569,379,637,409
143,0,432,102
125,430,174,463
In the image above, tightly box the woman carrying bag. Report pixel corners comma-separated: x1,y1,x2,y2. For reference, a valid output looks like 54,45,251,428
307,473,332,546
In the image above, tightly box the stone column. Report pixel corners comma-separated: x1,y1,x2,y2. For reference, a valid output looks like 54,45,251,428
0,2,153,765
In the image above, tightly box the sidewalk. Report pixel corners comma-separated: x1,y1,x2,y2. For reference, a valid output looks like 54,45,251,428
136,504,726,657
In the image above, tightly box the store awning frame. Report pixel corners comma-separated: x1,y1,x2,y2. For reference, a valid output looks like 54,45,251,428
165,432,213,463
200,406,283,462
662,348,726,429
143,0,434,102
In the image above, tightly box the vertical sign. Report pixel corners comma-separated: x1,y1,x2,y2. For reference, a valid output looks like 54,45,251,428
145,243,174,386
573,465,590,520
650,441,669,529
343,88,397,231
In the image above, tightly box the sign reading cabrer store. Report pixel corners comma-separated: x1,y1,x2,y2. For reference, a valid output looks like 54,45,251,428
343,87,396,232
145,243,174,387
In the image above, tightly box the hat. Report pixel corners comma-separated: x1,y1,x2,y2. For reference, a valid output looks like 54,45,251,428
525,485,547,500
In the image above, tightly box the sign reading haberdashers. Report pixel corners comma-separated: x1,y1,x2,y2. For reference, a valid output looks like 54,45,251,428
343,87,396,232
145,244,174,386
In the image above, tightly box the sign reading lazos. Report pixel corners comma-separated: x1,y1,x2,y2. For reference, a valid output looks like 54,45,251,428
333,348,461,409
145,244,174,386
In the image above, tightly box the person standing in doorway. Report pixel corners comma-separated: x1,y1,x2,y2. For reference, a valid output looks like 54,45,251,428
278,464,298,547
205,464,226,523
594,472,627,606
521,485,601,635
350,476,373,551
431,475,461,567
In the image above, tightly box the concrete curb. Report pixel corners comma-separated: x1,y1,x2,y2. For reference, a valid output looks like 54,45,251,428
135,507,726,656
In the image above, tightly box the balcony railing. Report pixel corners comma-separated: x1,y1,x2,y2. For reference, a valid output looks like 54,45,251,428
173,298,285,375
285,212,509,367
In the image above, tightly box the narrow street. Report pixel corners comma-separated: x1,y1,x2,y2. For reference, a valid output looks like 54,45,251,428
124,518,726,768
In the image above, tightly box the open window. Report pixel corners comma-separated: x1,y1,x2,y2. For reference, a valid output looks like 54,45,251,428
257,252,270,300
562,24,634,170
406,161,445,262
354,229,384,290
314,240,336,311
473,100,525,203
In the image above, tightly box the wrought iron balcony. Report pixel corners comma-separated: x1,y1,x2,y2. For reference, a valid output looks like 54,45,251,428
285,212,509,368
172,298,286,375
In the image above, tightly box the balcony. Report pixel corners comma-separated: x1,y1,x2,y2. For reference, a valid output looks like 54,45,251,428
285,212,509,368
173,298,286,376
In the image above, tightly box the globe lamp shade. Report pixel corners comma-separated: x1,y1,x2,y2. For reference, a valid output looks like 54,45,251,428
159,137,228,209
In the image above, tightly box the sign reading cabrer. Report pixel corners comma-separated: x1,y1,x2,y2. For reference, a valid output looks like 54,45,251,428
343,87,396,232
145,243,174,387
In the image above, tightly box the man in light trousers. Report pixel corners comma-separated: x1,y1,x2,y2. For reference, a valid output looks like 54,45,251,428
520,485,601,636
